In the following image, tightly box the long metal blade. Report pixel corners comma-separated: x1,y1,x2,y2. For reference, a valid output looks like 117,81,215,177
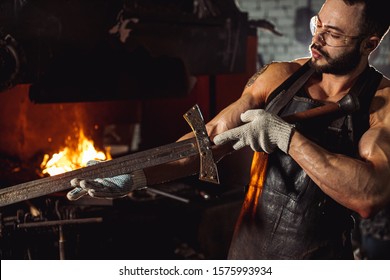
0,138,199,207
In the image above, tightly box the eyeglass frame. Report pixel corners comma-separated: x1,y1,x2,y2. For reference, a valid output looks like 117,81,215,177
310,15,365,47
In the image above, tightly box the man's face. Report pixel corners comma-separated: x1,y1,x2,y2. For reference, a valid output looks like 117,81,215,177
309,40,363,75
308,0,365,75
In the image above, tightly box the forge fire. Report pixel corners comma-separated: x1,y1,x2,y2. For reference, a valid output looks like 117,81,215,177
40,129,112,176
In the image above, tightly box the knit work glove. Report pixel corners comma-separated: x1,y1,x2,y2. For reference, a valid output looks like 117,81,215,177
67,160,147,200
213,109,294,154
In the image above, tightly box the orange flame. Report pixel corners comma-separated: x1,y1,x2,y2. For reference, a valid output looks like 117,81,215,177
40,129,111,176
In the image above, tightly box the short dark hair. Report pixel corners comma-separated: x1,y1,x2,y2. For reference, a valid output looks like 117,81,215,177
343,0,390,38
343,0,389,39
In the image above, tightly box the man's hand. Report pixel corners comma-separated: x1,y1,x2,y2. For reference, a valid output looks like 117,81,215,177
213,109,294,154
66,160,147,200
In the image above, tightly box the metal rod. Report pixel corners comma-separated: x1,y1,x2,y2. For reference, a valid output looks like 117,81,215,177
17,217,103,228
147,188,190,204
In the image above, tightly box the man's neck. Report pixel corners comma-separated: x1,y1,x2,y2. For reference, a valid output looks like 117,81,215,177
307,61,369,102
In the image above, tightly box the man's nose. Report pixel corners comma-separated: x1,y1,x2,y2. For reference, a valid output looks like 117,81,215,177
312,32,326,46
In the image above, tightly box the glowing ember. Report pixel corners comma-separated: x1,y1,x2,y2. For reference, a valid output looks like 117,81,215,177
41,129,111,176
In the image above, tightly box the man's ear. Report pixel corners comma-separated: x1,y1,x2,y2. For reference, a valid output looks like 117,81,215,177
365,41,375,49
363,36,380,54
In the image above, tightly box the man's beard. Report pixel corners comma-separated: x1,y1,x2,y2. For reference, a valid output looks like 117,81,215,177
309,42,362,75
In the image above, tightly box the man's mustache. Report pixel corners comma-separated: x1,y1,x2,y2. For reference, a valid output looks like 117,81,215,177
310,43,329,58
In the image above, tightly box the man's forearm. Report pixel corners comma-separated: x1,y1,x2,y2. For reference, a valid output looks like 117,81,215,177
288,131,384,218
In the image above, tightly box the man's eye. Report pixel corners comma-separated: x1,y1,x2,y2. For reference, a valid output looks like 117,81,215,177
329,32,342,39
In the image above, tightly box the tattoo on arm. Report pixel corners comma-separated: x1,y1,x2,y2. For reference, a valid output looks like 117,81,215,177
245,63,270,88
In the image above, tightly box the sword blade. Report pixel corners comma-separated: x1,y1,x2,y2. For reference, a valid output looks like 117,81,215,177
0,138,199,207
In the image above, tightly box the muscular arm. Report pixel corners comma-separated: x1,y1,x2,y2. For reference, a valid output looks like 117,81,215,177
178,65,270,142
205,61,305,140
171,61,304,183
288,84,390,218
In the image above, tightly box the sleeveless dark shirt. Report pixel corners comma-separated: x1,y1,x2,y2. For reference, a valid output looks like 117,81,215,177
228,63,383,259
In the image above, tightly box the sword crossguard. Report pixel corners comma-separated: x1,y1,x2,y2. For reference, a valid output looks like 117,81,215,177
183,105,220,184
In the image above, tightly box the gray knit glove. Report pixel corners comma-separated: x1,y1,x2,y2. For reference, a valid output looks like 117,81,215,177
213,109,294,154
67,160,147,200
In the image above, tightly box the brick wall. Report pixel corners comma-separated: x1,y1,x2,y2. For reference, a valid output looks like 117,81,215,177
237,0,390,76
